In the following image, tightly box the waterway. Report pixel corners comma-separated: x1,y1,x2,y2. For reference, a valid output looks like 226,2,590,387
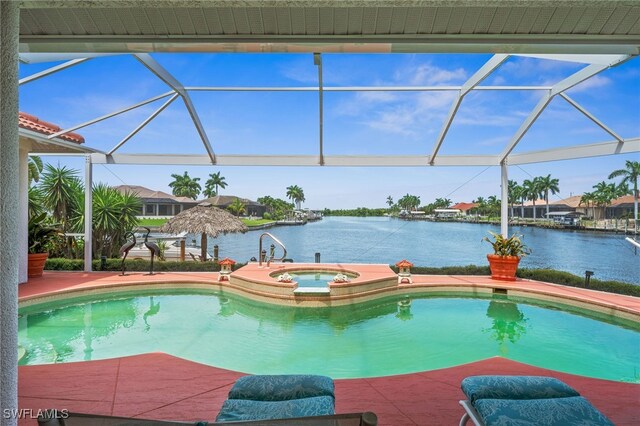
202,217,638,285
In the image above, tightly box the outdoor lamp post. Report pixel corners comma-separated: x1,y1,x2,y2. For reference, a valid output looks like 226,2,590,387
396,259,414,284
218,258,236,282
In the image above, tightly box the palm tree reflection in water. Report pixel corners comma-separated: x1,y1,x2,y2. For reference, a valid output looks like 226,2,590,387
485,298,529,355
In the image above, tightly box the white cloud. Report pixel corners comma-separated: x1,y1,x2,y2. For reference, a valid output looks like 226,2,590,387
394,63,468,85
567,75,611,93
363,106,420,136
279,61,318,84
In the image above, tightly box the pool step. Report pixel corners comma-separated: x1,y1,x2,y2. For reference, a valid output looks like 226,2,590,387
294,287,330,296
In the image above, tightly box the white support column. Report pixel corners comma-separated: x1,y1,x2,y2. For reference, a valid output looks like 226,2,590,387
0,1,20,424
84,155,93,272
501,162,509,238
314,53,324,165
18,148,29,284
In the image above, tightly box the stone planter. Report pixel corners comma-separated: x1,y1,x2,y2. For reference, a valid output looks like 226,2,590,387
28,252,49,278
487,254,520,281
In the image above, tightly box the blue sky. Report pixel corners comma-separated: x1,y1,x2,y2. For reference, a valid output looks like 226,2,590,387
19,53,639,209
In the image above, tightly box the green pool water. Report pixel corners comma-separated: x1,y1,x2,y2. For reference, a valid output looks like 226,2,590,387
18,290,640,382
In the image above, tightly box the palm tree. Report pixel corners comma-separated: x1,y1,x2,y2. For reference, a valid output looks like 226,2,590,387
386,196,394,207
286,185,305,210
538,174,560,218
474,196,487,216
169,171,201,200
39,164,83,229
227,198,246,217
434,198,451,209
579,192,595,220
28,186,45,220
487,195,500,218
90,184,141,257
507,180,520,218
522,177,543,220
608,160,640,226
203,171,228,198
28,156,43,185
398,194,421,211
592,181,616,221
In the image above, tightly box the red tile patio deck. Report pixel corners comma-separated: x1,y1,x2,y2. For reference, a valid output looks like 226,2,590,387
17,270,640,425
18,355,640,425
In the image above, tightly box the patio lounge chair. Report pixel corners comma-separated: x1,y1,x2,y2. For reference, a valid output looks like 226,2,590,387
37,410,378,425
216,374,337,423
459,375,614,426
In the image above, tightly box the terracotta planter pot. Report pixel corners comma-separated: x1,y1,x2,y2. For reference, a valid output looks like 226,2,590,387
487,254,520,281
28,252,49,278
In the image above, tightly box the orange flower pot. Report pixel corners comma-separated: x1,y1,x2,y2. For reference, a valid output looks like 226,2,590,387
28,253,49,278
487,254,520,281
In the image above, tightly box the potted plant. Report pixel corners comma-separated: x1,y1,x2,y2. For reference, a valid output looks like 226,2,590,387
28,213,61,278
482,231,531,281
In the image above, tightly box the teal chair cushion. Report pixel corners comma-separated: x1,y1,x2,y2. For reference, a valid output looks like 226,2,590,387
461,375,580,404
474,396,615,426
228,374,335,401
215,395,335,422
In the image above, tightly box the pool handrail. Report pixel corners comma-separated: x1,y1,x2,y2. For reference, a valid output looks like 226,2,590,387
259,232,288,267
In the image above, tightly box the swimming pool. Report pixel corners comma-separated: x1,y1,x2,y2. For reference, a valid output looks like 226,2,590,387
18,290,640,382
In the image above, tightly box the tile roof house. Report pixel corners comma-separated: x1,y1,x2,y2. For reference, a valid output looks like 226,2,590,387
517,194,636,220
19,112,85,144
450,202,479,216
115,185,198,217
200,195,266,217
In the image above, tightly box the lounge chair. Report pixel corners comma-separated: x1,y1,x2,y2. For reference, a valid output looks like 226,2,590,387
38,375,377,426
216,374,337,423
37,410,377,425
459,375,614,426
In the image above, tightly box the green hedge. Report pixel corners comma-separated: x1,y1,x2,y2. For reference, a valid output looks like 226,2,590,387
45,259,638,297
391,264,639,297
45,258,246,272
516,268,640,297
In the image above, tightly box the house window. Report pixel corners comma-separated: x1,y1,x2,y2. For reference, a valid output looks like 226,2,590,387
145,204,156,215
158,204,170,215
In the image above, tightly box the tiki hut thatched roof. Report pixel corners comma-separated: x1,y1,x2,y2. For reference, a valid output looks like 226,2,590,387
159,202,248,237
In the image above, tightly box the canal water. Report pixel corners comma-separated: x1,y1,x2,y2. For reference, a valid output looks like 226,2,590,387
202,217,639,285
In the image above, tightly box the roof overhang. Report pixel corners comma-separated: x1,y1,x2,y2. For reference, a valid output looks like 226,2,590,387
17,1,640,55
20,128,103,155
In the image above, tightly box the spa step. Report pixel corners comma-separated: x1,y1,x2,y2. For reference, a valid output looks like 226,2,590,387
294,287,330,296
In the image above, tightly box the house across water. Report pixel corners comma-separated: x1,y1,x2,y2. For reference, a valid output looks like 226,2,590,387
115,185,198,217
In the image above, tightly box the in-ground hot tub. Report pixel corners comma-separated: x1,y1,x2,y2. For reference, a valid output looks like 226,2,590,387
229,263,398,302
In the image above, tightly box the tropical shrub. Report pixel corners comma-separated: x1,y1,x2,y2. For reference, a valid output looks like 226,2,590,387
482,231,531,257
28,213,61,254
45,258,246,272
91,183,141,258
32,164,142,259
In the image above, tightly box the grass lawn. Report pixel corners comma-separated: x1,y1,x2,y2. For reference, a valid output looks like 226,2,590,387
242,218,276,227
138,217,273,228
138,218,169,227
